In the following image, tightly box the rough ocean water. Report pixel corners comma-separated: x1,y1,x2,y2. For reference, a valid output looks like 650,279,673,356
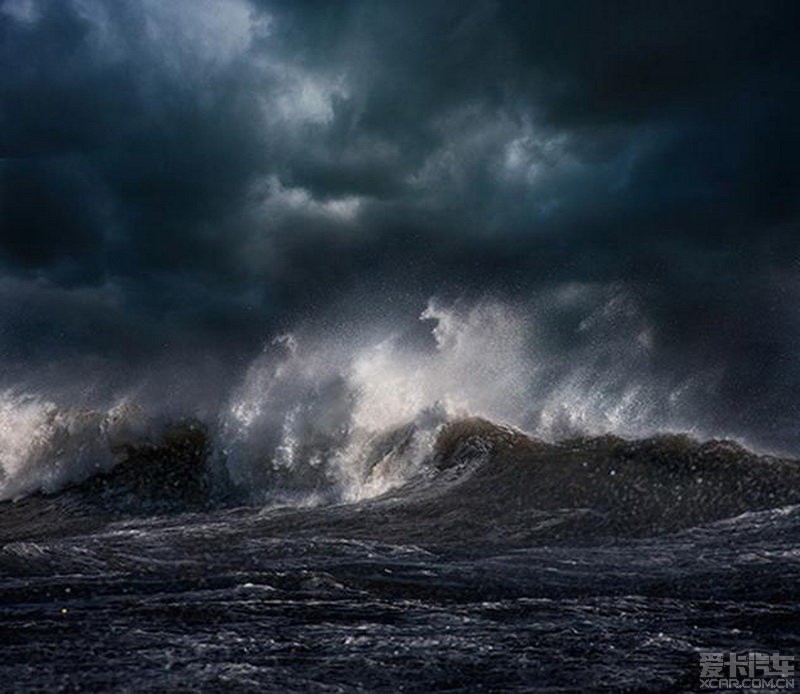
1,299,799,691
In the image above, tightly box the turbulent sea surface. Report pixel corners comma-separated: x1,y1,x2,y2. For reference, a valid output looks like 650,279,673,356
1,301,799,691
2,419,800,691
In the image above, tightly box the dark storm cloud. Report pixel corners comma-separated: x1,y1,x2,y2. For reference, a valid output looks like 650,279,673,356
1,0,799,434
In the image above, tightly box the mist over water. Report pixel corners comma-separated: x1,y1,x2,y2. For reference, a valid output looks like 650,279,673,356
0,285,749,503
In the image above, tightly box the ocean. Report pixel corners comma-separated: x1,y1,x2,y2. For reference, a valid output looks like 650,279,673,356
1,299,798,691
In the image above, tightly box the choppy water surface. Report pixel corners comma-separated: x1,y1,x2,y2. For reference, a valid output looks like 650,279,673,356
2,417,800,692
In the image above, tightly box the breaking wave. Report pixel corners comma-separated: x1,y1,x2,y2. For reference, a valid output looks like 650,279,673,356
0,392,157,500
3,413,800,549
218,290,720,505
0,289,783,512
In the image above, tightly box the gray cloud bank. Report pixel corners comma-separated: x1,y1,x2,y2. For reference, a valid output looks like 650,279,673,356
1,0,799,445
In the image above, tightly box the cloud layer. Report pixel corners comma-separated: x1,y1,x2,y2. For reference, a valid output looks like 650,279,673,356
1,0,799,444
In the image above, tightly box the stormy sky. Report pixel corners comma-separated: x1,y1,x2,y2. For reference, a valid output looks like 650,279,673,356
1,1,799,441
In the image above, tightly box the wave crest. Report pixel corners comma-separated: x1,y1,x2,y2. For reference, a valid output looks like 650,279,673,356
0,291,766,506
0,392,152,500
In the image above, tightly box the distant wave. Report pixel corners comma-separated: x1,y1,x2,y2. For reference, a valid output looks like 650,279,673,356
0,392,156,501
